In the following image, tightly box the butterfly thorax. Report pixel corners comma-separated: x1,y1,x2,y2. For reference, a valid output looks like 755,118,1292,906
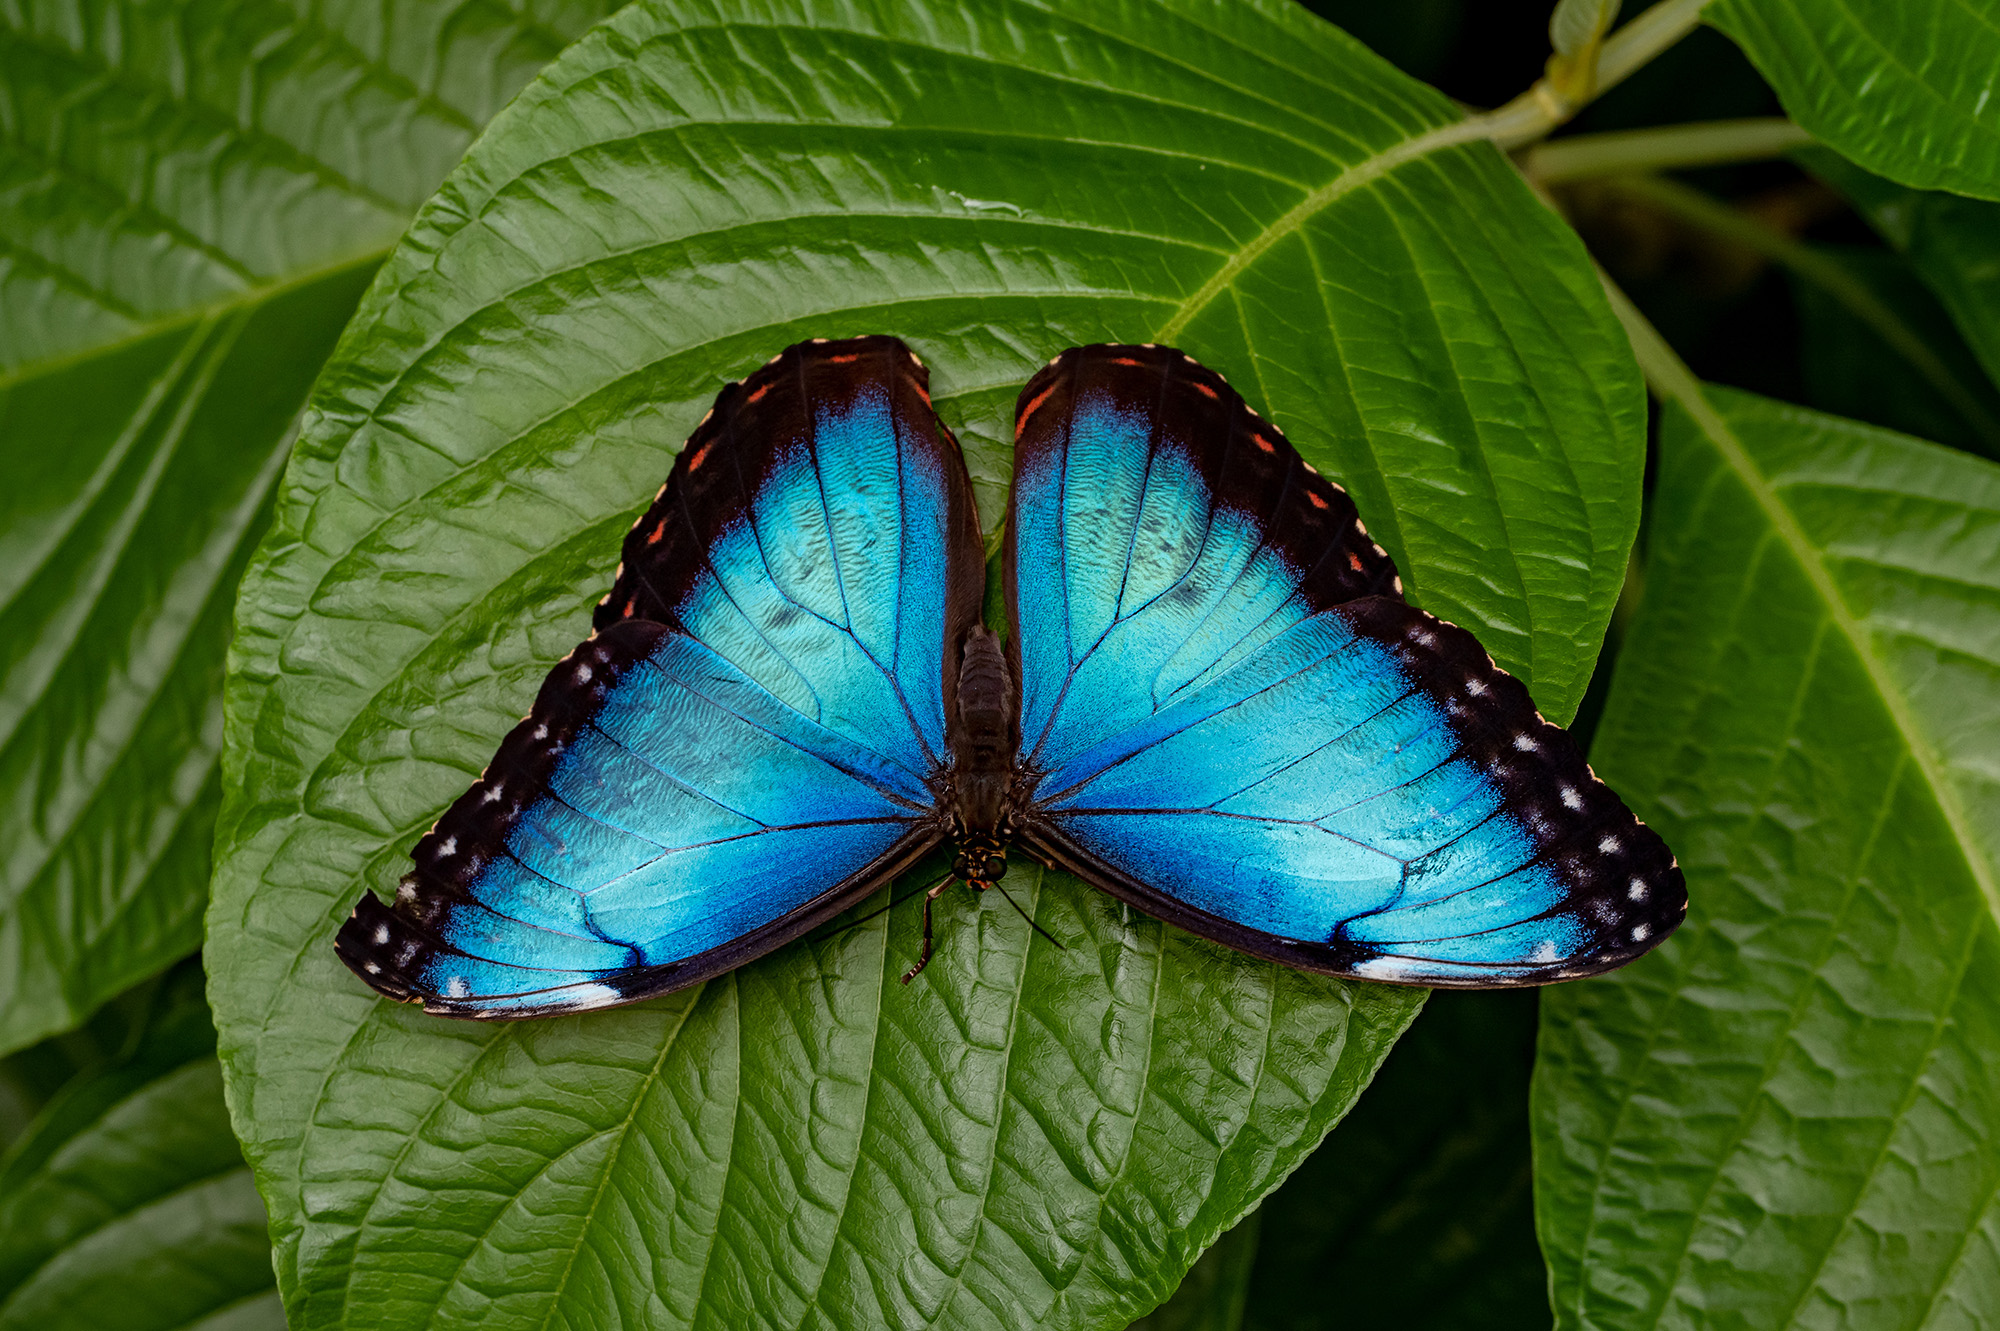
949,626,1019,883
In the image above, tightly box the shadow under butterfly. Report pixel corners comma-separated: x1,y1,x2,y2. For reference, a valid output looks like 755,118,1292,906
336,337,1685,1017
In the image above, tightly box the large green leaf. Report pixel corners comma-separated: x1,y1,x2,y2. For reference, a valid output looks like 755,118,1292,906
0,264,372,1054
208,0,1646,1326
0,0,624,1053
1536,382,2000,1327
0,960,281,1331
1706,0,2000,201
0,0,618,372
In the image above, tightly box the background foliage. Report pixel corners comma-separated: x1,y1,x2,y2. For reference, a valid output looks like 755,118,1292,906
207,3,1636,1326
3,0,1999,1327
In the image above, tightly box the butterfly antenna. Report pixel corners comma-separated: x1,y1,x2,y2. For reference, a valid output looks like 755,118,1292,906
810,872,950,946
992,879,1065,951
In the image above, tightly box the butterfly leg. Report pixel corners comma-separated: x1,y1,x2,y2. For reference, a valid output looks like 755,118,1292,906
901,877,958,984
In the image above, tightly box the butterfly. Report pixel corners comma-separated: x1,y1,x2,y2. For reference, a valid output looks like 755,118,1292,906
335,336,1685,1017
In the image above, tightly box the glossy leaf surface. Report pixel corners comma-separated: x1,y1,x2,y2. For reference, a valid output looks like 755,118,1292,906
1707,0,2000,200
0,0,623,1052
1537,384,2000,1327
208,0,1646,1326
0,962,281,1331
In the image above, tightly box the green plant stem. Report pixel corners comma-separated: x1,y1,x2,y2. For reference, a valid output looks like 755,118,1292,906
1522,118,1812,183
1473,0,1713,148
1602,172,2000,450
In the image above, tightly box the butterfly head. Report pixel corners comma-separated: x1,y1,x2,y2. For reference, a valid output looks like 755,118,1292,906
952,833,1009,887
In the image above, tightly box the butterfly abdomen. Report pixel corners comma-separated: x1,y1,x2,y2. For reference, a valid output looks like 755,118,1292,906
949,626,1020,851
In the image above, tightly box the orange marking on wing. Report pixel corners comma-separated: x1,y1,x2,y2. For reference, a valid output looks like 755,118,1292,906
824,352,861,364
1016,384,1058,433
623,598,638,617
914,381,932,406
688,440,714,470
1252,433,1276,453
1348,551,1365,572
647,519,667,545
1110,356,1143,366
1192,382,1218,399
746,383,771,404
1306,490,1329,509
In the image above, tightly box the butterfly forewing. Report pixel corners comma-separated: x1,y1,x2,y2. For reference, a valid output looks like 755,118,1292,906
1005,344,1684,986
336,336,986,1016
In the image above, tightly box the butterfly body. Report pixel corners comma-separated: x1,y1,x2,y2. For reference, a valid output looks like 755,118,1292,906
336,336,1685,1018
944,624,1020,883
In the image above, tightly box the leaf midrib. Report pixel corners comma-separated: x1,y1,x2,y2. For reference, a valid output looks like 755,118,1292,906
1672,379,2000,925
1154,116,1500,342
0,251,391,393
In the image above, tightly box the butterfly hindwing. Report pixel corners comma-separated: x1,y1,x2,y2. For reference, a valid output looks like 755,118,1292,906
1006,345,1684,985
337,337,985,1016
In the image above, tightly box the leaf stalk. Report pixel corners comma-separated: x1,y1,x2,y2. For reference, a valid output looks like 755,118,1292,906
1521,118,1813,183
1473,0,1714,148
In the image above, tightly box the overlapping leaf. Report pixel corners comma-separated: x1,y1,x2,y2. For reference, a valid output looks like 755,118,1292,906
1707,0,2000,200
0,0,623,1053
1803,147,2000,403
0,961,280,1331
0,267,371,1054
207,1,1647,1327
0,0,618,371
1788,244,2000,459
1132,991,1549,1331
1246,990,1546,1331
1536,383,2000,1327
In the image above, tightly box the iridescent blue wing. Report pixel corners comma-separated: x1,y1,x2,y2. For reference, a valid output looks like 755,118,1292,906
1005,345,1684,986
336,336,986,1016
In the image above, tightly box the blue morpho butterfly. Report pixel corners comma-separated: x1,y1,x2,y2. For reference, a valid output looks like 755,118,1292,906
336,336,1686,1017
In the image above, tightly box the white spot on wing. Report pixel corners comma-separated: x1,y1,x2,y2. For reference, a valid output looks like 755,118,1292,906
1561,786,1583,809
1629,878,1648,901
446,976,472,998
1531,940,1559,964
1349,956,1408,982
1631,924,1650,942
374,924,390,946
